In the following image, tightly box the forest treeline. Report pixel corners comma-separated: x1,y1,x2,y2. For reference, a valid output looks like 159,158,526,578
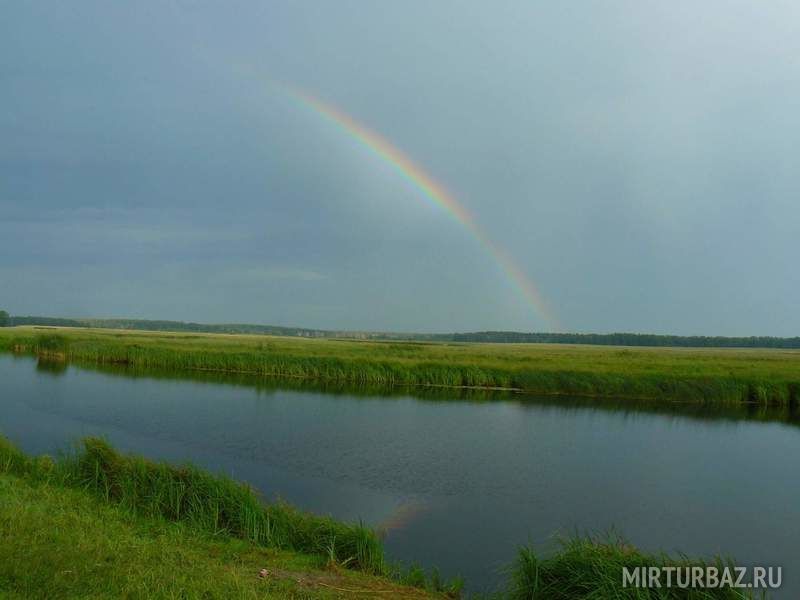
433,331,800,348
6,314,800,349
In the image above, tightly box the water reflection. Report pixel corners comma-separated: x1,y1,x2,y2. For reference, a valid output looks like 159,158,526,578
81,359,800,428
35,358,68,377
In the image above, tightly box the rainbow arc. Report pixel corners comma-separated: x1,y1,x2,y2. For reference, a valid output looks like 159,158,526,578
283,84,557,330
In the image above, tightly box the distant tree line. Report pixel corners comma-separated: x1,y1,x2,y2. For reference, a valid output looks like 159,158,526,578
6,315,800,349
422,331,800,349
7,316,339,338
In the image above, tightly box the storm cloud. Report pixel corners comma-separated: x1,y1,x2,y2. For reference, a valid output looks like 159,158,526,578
1,1,798,334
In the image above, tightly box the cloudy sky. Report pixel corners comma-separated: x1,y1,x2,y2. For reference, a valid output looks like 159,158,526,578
1,1,798,334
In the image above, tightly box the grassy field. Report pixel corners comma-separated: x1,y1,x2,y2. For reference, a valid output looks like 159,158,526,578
2,326,799,404
0,436,760,599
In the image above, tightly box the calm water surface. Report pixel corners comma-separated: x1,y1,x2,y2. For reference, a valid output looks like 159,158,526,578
2,353,799,595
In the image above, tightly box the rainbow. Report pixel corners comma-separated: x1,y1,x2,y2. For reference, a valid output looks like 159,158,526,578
283,84,557,329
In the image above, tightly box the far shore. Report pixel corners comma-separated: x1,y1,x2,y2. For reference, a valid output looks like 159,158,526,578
1,325,798,406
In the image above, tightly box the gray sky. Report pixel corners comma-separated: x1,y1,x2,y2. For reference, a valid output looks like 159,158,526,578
1,1,798,334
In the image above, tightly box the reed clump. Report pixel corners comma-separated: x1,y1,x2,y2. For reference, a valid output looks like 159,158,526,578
508,536,755,599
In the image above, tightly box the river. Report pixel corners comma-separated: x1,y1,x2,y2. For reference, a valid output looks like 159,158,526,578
1,353,797,595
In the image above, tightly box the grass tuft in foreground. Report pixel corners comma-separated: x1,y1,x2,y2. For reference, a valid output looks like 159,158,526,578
506,536,760,599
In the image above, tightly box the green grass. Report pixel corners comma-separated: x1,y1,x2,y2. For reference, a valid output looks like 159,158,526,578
0,435,384,572
2,326,799,405
0,475,441,599
506,537,760,599
0,435,461,598
0,437,760,598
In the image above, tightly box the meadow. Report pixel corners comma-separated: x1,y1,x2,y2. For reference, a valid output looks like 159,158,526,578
0,436,756,599
1,326,799,405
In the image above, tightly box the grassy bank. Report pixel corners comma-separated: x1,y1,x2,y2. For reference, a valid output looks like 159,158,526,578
0,475,448,599
58,358,800,428
0,437,761,598
0,435,460,597
2,326,799,405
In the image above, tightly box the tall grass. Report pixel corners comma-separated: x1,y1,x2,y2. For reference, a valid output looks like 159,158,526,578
0,435,462,594
0,435,383,573
2,326,799,404
0,472,446,598
507,536,758,599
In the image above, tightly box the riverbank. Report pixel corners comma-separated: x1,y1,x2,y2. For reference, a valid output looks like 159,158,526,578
0,435,459,598
2,326,798,405
0,473,444,599
0,436,758,598
0,327,800,407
